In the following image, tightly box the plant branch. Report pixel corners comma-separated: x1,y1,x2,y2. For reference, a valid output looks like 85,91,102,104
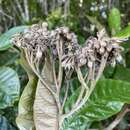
76,67,89,90
57,38,63,92
62,53,109,119
24,50,56,97
15,0,25,21
104,105,130,130
0,10,13,19
61,80,69,113
23,0,29,22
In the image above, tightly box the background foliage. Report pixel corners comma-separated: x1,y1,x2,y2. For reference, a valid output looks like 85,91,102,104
1,0,130,130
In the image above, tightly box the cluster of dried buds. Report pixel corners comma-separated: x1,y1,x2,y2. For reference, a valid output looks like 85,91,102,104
62,29,126,70
12,23,50,60
12,23,126,72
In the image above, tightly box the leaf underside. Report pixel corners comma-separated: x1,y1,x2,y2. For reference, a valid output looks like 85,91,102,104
33,59,58,130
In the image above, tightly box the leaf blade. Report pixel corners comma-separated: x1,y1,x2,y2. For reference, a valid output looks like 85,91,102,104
0,26,28,51
0,67,20,109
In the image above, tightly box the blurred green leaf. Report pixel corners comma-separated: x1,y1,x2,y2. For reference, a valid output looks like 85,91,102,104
77,79,130,120
113,66,130,82
0,67,20,109
0,116,16,130
47,8,62,29
108,8,121,35
0,26,28,51
0,49,19,66
86,15,103,31
64,79,130,129
114,25,130,38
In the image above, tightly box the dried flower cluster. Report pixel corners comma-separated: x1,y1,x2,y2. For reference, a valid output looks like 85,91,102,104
61,29,126,71
12,23,126,72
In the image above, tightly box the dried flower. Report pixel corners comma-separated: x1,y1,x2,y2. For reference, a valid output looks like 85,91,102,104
12,25,126,72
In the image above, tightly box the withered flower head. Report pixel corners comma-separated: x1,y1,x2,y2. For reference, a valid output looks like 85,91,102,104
12,22,50,59
12,25,126,71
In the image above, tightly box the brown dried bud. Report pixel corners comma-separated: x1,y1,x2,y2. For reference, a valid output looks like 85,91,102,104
87,61,93,68
80,58,87,65
42,22,48,28
99,47,105,54
36,50,42,58
62,27,69,34
94,42,100,49
100,41,107,47
106,45,112,52
66,33,72,40
24,33,31,39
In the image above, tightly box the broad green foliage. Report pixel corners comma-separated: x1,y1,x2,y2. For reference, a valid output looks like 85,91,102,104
0,26,28,51
0,116,16,130
108,8,121,35
64,79,130,129
0,67,20,109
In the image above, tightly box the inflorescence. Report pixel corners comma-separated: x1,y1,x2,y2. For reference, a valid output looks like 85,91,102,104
12,22,126,72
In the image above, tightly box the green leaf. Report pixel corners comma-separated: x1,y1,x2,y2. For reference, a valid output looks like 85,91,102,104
77,79,130,121
114,25,130,38
16,52,37,130
0,67,20,109
0,26,28,51
64,79,130,129
0,116,16,130
0,49,19,66
108,8,121,35
113,66,130,82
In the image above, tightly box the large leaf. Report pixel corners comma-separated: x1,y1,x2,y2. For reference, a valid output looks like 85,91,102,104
0,116,16,130
33,59,58,130
114,25,130,38
63,79,130,129
108,8,121,35
16,53,37,130
0,26,28,51
0,67,20,109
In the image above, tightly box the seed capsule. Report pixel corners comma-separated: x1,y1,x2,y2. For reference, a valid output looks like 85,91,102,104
42,22,48,28
100,41,107,47
87,61,93,68
66,33,72,40
36,49,42,58
106,45,112,52
99,47,105,54
63,27,69,34
94,42,100,49
80,58,87,65
17,42,21,47
24,33,32,40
